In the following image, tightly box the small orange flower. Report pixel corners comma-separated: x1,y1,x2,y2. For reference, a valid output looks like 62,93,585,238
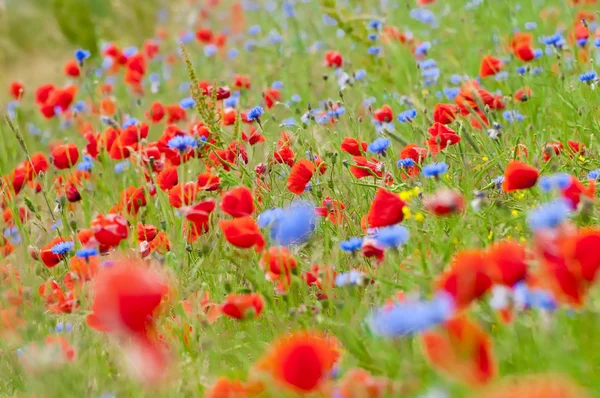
252,331,340,394
422,317,496,386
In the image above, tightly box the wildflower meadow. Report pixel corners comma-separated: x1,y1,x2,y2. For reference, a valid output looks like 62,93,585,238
2,0,600,396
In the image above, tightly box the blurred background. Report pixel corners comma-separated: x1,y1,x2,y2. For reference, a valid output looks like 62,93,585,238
0,0,163,87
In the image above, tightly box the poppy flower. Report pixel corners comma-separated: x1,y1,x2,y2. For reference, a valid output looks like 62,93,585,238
340,137,367,156
367,188,406,228
514,87,533,102
205,377,249,398
433,104,458,124
38,279,77,313
219,216,266,251
514,44,535,62
373,104,393,123
474,374,590,398
260,246,297,290
35,83,55,105
146,102,165,123
286,159,315,195
264,88,281,109
233,75,251,89
86,259,169,337
221,293,264,319
148,232,171,255
324,51,343,68
436,250,493,309
91,213,129,248
25,152,49,179
180,198,216,227
362,239,385,262
168,182,199,208
242,126,266,145
65,183,82,202
273,145,296,167
421,317,496,386
117,186,147,215
542,142,564,161
427,123,461,153
502,161,539,192
349,156,384,179
479,55,503,78
9,81,24,100
137,223,158,242
423,188,465,216
64,60,81,77
156,167,179,191
315,196,346,224
252,331,340,394
335,368,400,398
181,291,221,324
561,176,595,209
221,186,255,217
197,172,221,191
486,240,529,287
51,144,80,170
196,27,213,43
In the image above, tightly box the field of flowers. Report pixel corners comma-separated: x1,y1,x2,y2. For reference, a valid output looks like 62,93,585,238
1,0,600,396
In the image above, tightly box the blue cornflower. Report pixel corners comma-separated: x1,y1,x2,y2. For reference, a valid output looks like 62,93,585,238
322,14,337,26
492,175,504,190
280,118,297,127
450,74,464,85
397,158,416,168
527,199,572,231
168,135,198,153
422,162,448,178
74,49,91,65
443,87,460,100
354,69,367,81
495,71,509,81
122,118,138,128
179,31,194,44
368,46,382,55
397,109,417,123
76,247,98,260
579,71,597,83
73,100,87,114
368,293,455,337
259,201,316,246
368,138,390,155
248,25,261,35
204,44,218,57
272,81,284,90
336,29,346,38
335,270,365,287
514,282,557,311
414,41,431,56
543,32,564,47
228,48,239,58
533,48,543,58
283,2,295,18
102,57,114,70
291,94,301,103
595,38,600,48
374,225,409,248
3,226,21,245
50,241,74,256
538,173,571,192
369,20,383,30
577,38,588,48
532,67,543,75
77,158,93,172
340,237,363,252
247,106,264,121
180,97,196,109
114,160,130,174
409,8,436,26
587,169,600,180
123,46,138,58
223,97,238,108
525,22,537,30
368,34,378,41
244,39,257,52
516,66,527,75
419,59,437,69
502,110,525,122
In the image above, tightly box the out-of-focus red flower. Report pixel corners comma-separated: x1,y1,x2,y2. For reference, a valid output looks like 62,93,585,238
433,104,458,124
221,293,264,319
9,81,24,100
197,172,221,191
168,182,199,208
367,188,406,228
287,159,315,195
373,104,393,123
51,144,80,170
479,55,503,78
340,137,368,156
146,101,165,123
219,216,265,251
324,51,343,68
91,213,129,248
156,167,179,191
502,161,539,192
423,188,465,216
486,240,529,287
561,176,595,209
64,60,81,77
475,373,590,398
205,377,249,398
40,237,73,268
436,250,492,309
221,186,255,217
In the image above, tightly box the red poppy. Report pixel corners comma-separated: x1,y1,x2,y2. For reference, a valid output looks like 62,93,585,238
561,176,595,209
502,161,539,192
324,51,343,68
25,152,49,179
264,88,281,109
9,81,24,100
205,377,249,398
336,368,399,398
349,156,383,179
373,104,393,123
242,126,266,145
315,196,346,224
39,280,77,313
168,182,199,208
137,223,158,242
197,172,221,191
180,198,216,227
148,232,171,255
91,213,129,248
252,331,340,394
287,159,315,195
274,145,296,167
233,75,251,89
340,137,367,156
65,183,82,202
514,44,535,62
146,101,165,123
567,140,585,155
366,188,406,228
514,87,533,102
421,317,497,386
433,103,458,124
475,374,590,398
64,60,81,77
68,254,99,284
436,250,493,309
156,167,179,191
219,216,266,251
166,105,187,123
362,239,385,262
479,55,503,78
260,246,297,292
196,27,213,43
116,186,147,215
221,186,255,217
51,144,80,170
35,83,55,105
427,123,461,153
486,240,528,287
423,188,465,216
221,293,264,319
86,259,169,336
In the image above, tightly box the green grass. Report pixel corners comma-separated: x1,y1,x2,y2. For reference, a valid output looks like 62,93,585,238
1,0,600,396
